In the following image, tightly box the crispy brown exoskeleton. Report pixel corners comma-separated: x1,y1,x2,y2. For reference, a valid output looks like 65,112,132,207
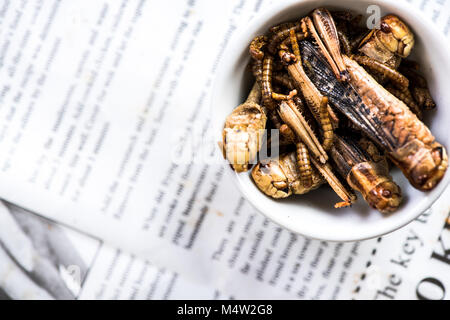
286,54,338,128
290,29,301,60
267,20,308,54
272,89,298,101
249,35,268,61
278,100,328,164
261,52,296,109
268,111,295,147
337,29,352,55
343,56,447,191
278,100,355,207
311,8,349,81
330,135,402,213
359,14,414,65
352,55,409,90
386,86,422,119
251,59,263,85
318,96,333,151
296,142,313,188
222,82,267,172
300,41,447,191
261,55,275,110
251,152,324,199
412,87,436,110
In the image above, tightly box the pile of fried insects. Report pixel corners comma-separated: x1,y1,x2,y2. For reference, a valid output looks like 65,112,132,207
221,8,448,214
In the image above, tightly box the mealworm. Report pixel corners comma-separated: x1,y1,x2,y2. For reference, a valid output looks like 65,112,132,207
289,29,300,60
251,59,263,85
337,29,352,55
272,89,298,101
262,55,275,110
319,96,334,151
296,142,313,188
269,110,283,129
249,35,268,61
267,21,307,54
352,55,409,90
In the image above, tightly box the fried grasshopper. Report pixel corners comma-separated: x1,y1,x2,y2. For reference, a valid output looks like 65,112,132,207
331,135,402,213
222,7,446,213
359,15,414,67
300,40,448,191
252,151,324,199
276,100,356,207
222,82,267,172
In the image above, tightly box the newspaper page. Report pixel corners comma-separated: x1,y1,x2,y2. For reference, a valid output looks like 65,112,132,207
0,202,219,300
0,0,449,300
0,195,448,300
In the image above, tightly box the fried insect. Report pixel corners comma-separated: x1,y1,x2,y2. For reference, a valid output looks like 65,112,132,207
272,90,298,101
261,55,275,110
222,82,267,172
249,35,268,61
337,29,352,55
330,135,402,213
290,29,301,60
352,55,409,90
296,142,313,188
278,43,296,65
268,111,296,146
278,100,328,164
386,86,422,119
359,14,414,65
310,156,356,208
278,100,355,207
300,41,447,191
301,40,393,146
250,35,284,110
267,21,308,55
344,56,447,190
280,26,309,48
251,152,324,198
251,59,263,85
304,17,342,82
311,8,349,81
262,52,297,108
400,65,436,110
319,96,333,151
285,49,330,125
282,43,340,136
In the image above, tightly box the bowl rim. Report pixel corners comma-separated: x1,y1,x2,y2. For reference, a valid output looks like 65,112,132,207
212,0,450,242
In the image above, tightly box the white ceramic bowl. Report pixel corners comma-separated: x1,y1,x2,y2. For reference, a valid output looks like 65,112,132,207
212,0,450,241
